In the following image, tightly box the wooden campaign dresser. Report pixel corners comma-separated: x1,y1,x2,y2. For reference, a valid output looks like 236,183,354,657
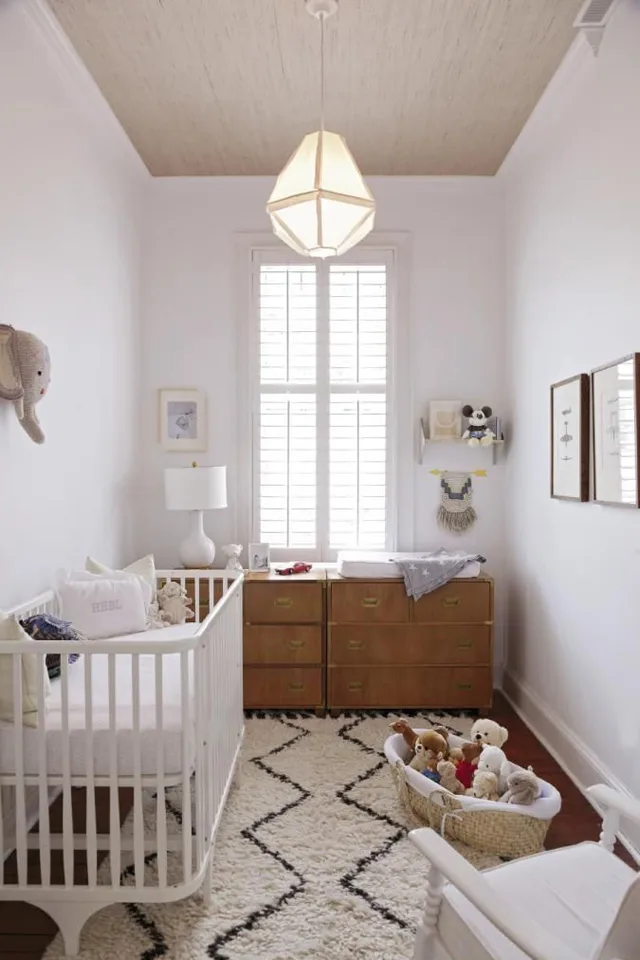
243,569,326,711
326,571,494,713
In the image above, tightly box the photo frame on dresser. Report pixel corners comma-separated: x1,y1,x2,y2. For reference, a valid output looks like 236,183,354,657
550,374,590,501
591,353,640,507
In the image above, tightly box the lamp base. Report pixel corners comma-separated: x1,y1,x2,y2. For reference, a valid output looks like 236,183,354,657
178,510,216,569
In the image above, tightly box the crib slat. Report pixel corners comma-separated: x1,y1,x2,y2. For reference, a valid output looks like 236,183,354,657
60,656,74,887
132,654,144,888
195,642,205,871
84,655,97,888
155,654,167,890
12,655,27,887
181,650,192,883
108,654,121,887
208,576,214,617
37,656,51,887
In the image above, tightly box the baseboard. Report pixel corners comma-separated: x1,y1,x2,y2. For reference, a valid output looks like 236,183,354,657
502,671,640,858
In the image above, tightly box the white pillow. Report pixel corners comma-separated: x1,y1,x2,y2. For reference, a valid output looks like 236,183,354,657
0,614,51,727
57,576,147,639
86,555,156,601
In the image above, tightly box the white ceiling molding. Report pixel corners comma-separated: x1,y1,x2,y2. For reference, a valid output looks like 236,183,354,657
573,0,619,55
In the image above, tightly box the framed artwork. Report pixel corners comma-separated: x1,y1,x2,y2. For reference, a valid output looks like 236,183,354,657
249,543,270,572
550,374,590,501
159,389,207,452
429,400,463,440
591,354,640,507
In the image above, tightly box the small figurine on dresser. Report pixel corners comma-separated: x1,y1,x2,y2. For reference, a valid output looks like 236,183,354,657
223,543,243,573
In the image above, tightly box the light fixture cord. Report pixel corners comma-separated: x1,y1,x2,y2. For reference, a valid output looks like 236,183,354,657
320,11,325,132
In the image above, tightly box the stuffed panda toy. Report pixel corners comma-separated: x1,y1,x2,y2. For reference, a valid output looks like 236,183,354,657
462,405,495,446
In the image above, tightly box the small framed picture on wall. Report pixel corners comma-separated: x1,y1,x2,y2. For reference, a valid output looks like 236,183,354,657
159,389,207,452
550,374,590,501
591,354,640,507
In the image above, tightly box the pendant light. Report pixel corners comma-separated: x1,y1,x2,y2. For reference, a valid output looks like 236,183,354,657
266,0,375,259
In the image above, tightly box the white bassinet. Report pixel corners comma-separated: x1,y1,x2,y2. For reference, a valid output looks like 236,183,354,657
385,730,562,859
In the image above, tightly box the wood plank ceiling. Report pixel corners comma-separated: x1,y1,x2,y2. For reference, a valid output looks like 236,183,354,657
47,0,584,176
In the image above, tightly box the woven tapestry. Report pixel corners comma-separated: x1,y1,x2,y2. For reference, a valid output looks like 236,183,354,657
437,471,477,532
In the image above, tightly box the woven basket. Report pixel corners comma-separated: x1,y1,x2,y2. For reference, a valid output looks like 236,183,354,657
386,733,561,861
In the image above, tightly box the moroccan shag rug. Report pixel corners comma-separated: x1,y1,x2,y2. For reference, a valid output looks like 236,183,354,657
45,711,500,959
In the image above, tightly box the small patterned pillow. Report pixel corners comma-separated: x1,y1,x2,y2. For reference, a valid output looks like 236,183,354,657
20,614,85,680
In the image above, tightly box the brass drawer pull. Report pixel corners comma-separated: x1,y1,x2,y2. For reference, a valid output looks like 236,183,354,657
347,638,364,650
348,681,363,691
361,597,380,608
288,682,304,691
287,638,305,650
456,682,472,690
457,639,473,648
275,597,294,608
442,596,461,608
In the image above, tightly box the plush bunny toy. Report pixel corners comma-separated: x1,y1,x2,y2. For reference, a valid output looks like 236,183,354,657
0,325,51,443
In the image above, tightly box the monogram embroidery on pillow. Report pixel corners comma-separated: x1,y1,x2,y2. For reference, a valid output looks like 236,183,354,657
91,600,123,613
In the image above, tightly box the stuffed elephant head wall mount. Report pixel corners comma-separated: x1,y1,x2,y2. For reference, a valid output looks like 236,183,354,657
0,324,50,444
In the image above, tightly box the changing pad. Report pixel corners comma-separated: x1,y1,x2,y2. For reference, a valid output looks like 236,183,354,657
337,551,482,580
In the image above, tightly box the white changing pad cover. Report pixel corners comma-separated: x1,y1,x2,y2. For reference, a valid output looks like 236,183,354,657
337,551,482,580
0,624,199,780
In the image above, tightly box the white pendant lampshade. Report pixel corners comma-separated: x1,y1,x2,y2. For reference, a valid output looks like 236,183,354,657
267,130,375,259
267,0,375,259
164,465,227,568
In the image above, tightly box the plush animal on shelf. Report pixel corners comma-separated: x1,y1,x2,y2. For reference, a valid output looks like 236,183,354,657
501,768,540,806
157,581,195,625
453,740,483,790
462,405,495,447
408,729,448,773
469,769,500,801
477,745,511,793
436,759,465,795
470,718,509,749
0,324,51,444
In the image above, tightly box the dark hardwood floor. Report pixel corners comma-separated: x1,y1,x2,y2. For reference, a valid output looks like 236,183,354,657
0,692,634,958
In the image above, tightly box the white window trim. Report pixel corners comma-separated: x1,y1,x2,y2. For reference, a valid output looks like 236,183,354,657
234,231,413,562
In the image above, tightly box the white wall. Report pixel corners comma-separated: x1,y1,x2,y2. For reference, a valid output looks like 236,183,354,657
0,0,146,608
138,177,507,658
502,0,640,801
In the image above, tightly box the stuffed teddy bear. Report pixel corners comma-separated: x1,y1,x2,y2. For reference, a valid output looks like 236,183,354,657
477,745,511,794
453,740,482,790
469,769,500,801
462,405,495,447
470,718,509,749
436,759,465,795
501,768,540,806
157,581,195,625
0,324,51,444
408,730,448,773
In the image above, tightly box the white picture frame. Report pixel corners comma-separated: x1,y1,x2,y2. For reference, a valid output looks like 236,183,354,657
428,400,463,440
159,389,207,452
591,354,640,507
249,543,270,572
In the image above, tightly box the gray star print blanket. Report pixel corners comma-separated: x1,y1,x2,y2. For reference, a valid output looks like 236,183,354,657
396,549,486,600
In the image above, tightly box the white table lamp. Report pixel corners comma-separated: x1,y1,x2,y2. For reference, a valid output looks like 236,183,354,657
164,464,227,568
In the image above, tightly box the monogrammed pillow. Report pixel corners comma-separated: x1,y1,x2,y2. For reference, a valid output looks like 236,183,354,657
56,576,147,640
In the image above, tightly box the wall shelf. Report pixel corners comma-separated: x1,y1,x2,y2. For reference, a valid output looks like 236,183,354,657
419,418,505,465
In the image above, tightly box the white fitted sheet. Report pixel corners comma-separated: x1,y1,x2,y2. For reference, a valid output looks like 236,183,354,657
336,551,482,580
0,624,199,780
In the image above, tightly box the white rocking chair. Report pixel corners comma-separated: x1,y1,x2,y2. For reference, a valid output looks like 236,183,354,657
410,785,640,960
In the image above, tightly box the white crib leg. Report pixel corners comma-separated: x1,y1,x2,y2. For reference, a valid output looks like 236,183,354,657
27,900,111,957
413,864,445,960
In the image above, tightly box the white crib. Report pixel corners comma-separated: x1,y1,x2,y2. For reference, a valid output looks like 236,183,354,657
0,569,244,957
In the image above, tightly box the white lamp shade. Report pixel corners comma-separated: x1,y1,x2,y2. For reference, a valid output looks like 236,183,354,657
267,131,375,259
164,466,227,512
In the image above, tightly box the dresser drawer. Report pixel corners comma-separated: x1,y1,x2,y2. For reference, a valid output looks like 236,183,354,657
328,666,492,709
244,582,323,624
329,581,409,623
243,667,323,708
244,626,322,665
413,581,492,623
328,624,491,666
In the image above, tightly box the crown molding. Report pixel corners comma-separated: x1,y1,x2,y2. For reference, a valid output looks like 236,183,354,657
17,0,148,180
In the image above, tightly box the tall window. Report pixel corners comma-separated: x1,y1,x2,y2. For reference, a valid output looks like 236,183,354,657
253,251,394,560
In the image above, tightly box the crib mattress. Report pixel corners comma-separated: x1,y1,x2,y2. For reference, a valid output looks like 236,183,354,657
0,624,199,780
336,551,482,580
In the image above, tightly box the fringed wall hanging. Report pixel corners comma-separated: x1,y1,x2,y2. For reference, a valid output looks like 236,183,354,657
429,469,486,533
